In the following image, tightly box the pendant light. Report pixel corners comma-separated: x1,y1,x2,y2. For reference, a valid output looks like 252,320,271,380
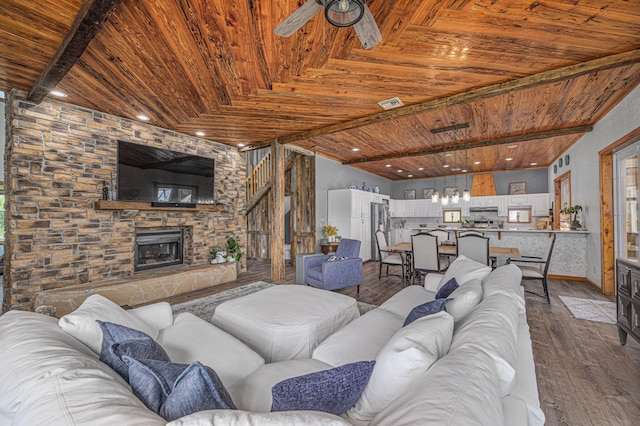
463,144,471,201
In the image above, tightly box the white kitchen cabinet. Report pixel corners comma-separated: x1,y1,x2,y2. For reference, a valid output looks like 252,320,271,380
497,195,509,217
391,199,407,217
508,195,530,206
405,200,417,217
531,194,550,216
427,199,442,218
414,199,429,217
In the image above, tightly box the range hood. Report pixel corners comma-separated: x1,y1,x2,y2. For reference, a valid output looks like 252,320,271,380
469,206,499,212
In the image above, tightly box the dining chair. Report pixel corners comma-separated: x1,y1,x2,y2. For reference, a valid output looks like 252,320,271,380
411,233,447,285
428,229,450,244
506,234,556,304
456,234,490,266
458,230,485,237
375,230,404,280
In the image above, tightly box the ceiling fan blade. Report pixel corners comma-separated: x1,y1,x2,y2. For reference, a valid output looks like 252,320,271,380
274,1,324,37
353,5,382,49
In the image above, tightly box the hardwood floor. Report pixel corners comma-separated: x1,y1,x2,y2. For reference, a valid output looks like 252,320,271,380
162,259,640,426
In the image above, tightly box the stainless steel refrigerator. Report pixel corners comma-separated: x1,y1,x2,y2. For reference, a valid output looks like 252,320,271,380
370,202,390,261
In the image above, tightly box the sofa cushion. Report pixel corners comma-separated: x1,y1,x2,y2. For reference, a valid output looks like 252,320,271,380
0,311,165,425
435,277,459,299
377,285,435,318
482,264,526,316
271,361,375,415
438,255,492,289
446,278,483,321
167,409,352,426
98,321,170,381
59,294,160,354
228,359,333,412
124,357,236,422
369,348,505,426
449,293,520,396
312,309,404,367
402,298,451,327
157,312,264,387
347,311,454,422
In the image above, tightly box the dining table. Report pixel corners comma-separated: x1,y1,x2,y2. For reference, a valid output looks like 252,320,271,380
387,242,521,285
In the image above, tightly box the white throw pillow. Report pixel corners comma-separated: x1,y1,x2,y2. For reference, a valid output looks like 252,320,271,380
438,255,492,289
449,294,519,396
347,311,454,421
167,409,351,426
58,294,160,354
446,279,483,321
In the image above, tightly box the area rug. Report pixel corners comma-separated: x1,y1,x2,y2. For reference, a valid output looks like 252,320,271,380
172,281,377,321
558,295,616,325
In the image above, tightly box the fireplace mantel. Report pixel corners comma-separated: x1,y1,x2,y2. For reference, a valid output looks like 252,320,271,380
95,200,225,212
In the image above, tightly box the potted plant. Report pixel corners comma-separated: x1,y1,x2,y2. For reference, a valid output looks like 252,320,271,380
560,203,583,230
323,225,339,242
225,237,243,263
209,248,219,264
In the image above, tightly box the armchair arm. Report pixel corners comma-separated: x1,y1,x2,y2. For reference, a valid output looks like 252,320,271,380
304,253,330,269
321,258,363,289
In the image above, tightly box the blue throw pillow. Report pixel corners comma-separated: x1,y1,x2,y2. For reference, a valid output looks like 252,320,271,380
403,299,452,327
271,360,375,415
123,357,236,421
97,321,170,381
436,277,459,299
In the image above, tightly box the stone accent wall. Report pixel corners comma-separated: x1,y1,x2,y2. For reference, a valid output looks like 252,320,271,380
3,90,247,312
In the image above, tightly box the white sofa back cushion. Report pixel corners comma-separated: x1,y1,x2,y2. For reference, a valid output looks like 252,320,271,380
158,312,265,388
347,311,454,422
58,294,160,354
438,255,492,289
446,278,483,321
377,285,436,318
449,293,520,396
370,348,505,426
312,309,404,367
0,311,165,425
167,409,351,425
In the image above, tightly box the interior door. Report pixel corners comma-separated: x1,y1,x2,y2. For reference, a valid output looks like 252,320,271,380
615,142,640,260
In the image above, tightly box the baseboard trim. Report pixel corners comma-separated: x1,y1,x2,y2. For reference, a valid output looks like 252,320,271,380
548,274,601,290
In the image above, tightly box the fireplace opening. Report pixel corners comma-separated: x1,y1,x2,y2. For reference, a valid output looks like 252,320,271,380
135,229,183,271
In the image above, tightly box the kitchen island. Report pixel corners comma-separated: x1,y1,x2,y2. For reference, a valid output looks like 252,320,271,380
392,227,588,279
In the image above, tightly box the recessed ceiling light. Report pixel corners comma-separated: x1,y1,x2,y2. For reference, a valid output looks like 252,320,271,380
50,90,67,97
237,143,246,147
397,169,403,173
473,161,481,165
451,167,461,172
530,162,538,166
462,169,468,173
444,153,452,157
418,167,424,171
385,164,392,167
443,164,450,168
195,131,205,137
352,148,360,151
408,174,413,177
506,157,513,161
508,145,518,149
136,114,150,121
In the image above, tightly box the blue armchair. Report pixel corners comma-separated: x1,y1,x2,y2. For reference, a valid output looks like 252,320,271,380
303,239,363,294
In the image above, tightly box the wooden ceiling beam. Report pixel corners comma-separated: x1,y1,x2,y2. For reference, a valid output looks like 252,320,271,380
242,49,639,152
27,0,123,103
343,125,593,165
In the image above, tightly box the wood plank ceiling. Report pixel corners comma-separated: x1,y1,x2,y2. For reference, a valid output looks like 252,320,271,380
1,0,640,180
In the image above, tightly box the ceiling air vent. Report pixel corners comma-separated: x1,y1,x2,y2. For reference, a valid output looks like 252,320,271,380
378,97,404,110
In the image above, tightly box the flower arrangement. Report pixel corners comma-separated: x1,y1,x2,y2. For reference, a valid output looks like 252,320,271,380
560,203,582,221
323,225,338,237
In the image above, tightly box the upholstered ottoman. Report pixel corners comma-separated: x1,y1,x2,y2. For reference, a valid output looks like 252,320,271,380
211,285,360,362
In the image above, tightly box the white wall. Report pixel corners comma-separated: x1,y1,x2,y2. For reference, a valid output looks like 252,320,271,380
547,84,640,287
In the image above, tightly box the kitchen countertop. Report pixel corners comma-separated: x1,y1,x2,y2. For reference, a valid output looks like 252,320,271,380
398,227,589,234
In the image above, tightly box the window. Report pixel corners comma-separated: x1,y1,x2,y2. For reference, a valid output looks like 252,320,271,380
507,207,532,223
442,209,462,223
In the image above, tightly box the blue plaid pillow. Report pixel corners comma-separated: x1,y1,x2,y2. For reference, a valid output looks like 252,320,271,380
123,357,236,421
403,298,452,327
97,321,170,382
271,361,375,415
436,277,459,299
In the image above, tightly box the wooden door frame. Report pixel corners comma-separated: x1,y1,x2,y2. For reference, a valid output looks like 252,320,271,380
599,127,640,296
553,171,571,230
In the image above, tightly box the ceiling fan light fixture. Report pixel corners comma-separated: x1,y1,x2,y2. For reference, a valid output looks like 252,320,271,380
325,0,365,27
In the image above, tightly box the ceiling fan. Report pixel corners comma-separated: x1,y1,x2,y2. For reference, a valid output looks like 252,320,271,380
274,0,382,50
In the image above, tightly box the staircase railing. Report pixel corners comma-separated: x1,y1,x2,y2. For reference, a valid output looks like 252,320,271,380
246,152,271,200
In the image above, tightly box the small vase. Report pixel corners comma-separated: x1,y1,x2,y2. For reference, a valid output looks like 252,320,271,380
571,220,581,230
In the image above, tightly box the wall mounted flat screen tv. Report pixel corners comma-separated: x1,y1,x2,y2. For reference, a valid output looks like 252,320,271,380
117,141,215,205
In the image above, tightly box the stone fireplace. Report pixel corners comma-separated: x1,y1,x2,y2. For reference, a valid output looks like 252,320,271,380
3,90,247,312
135,229,183,271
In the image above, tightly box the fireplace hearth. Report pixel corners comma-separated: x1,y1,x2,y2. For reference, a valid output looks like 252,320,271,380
135,229,183,271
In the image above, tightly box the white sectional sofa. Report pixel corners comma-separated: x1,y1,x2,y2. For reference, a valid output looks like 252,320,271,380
0,257,544,425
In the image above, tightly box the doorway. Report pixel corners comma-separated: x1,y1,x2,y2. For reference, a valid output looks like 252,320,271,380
614,142,640,260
